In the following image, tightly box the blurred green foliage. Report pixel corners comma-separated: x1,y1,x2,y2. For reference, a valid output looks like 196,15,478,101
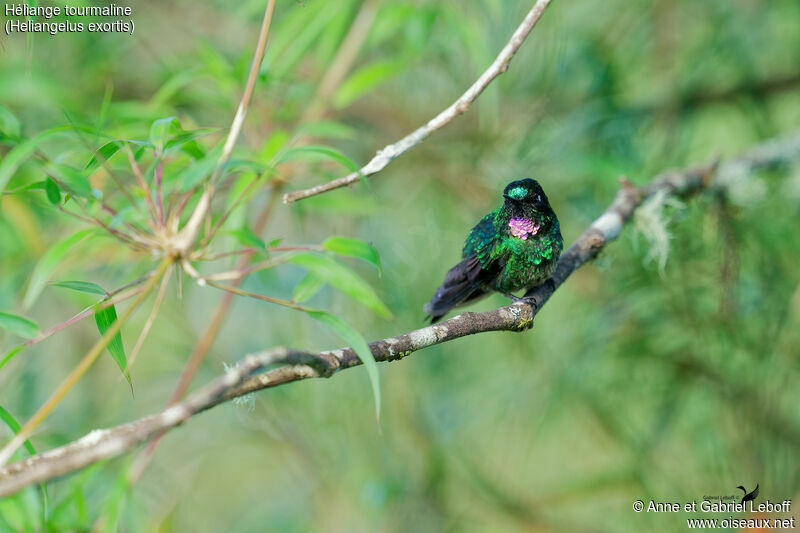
1,0,800,531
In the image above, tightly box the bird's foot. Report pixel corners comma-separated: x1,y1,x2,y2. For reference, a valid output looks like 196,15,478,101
503,291,540,311
501,291,526,303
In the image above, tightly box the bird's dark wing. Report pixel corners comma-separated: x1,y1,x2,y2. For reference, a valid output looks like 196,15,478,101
424,255,486,321
750,484,759,499
424,210,507,322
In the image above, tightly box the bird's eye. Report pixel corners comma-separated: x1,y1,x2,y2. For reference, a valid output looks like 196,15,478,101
536,194,542,202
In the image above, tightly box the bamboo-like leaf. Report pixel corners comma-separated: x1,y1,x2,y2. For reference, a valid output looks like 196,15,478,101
307,310,380,422
0,405,38,458
289,252,391,318
0,104,21,141
0,311,40,339
85,141,122,172
46,163,93,198
322,236,381,273
293,272,325,303
0,126,73,193
230,227,266,252
23,229,95,309
276,145,360,172
0,345,24,372
179,144,222,190
149,116,180,152
44,178,61,205
296,120,356,140
333,60,401,109
94,303,131,386
0,404,48,524
50,280,107,296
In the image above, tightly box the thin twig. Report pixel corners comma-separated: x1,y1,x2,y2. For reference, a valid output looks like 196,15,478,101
204,280,307,311
2,131,798,494
282,0,554,203
125,147,160,227
128,264,173,368
154,157,165,227
170,0,277,256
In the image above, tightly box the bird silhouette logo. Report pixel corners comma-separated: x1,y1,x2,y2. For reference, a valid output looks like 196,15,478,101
736,483,759,504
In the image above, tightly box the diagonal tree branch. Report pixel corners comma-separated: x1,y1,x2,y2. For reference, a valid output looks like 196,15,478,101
282,0,555,204
1,130,799,497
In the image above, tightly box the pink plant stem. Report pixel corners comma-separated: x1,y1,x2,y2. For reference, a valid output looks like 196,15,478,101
155,158,165,226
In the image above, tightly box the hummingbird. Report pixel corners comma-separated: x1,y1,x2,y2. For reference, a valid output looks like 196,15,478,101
424,178,563,322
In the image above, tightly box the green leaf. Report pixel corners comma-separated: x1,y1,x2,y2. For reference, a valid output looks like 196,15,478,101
179,144,222,191
229,227,266,252
0,405,48,526
288,252,391,318
44,178,61,205
293,273,325,303
333,60,401,109
258,130,290,164
149,116,180,152
0,104,21,141
0,311,40,339
307,310,380,422
296,120,357,140
0,126,73,193
85,141,122,172
46,163,93,198
322,236,381,273
164,128,216,159
0,345,24,372
50,280,107,296
23,229,95,310
0,405,37,457
93,303,130,385
276,145,360,172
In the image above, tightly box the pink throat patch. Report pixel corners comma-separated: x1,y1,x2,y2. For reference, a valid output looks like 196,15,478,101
509,218,540,240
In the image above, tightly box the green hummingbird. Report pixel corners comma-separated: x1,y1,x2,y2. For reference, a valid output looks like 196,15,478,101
424,178,563,322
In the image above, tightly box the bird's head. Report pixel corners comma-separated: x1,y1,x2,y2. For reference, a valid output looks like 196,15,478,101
501,178,553,220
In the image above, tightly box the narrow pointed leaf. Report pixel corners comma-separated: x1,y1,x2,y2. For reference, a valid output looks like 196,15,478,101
276,145,360,172
23,229,95,309
322,236,381,272
307,310,380,421
0,127,73,193
50,280,107,296
0,104,21,141
0,405,49,524
293,273,325,303
0,405,37,457
288,252,391,317
0,345,24,372
0,312,40,339
93,303,130,385
85,141,122,172
149,116,180,152
44,178,61,205
46,163,93,198
230,227,266,252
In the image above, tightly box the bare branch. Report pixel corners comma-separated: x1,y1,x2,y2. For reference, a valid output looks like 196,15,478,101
1,131,799,496
282,0,555,204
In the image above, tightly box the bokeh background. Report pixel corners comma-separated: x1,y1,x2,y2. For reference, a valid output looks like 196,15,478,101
1,0,800,531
